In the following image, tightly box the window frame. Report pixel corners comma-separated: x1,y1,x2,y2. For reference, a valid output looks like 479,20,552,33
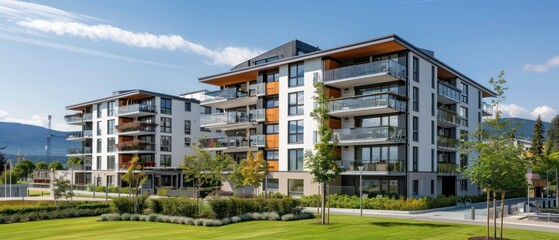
288,149,304,171
288,62,305,87
161,117,172,133
288,120,304,143
288,91,304,116
160,98,172,115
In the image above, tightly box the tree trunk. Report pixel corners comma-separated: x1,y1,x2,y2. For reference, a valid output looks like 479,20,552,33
500,191,505,240
321,182,326,224
317,185,320,224
493,191,497,240
486,190,490,240
196,185,200,215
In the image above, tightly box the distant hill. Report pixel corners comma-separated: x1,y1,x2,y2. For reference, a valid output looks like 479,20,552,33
0,122,78,163
502,117,551,140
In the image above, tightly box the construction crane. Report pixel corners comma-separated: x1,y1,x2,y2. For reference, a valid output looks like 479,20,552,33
46,115,53,163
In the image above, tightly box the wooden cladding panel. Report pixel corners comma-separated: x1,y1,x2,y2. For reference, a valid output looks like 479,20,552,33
118,155,133,165
119,136,134,143
328,118,342,129
323,59,342,71
266,82,279,95
266,134,279,149
267,160,279,172
325,87,341,99
266,108,279,123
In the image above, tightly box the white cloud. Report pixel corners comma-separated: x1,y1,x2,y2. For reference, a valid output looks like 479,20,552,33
523,56,559,73
0,34,183,68
16,20,264,66
500,103,558,122
0,111,78,131
0,0,103,23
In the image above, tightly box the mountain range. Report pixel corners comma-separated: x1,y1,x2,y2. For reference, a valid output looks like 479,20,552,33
0,122,78,163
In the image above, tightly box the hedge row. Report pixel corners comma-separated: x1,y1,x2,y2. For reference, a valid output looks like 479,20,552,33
208,197,301,219
0,204,111,224
0,202,109,216
110,195,149,214
149,198,198,217
99,211,314,227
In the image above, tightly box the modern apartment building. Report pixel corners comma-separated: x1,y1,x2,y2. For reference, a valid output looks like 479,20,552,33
64,89,211,192
196,35,495,198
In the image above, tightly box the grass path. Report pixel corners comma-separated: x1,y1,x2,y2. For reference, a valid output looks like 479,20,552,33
0,215,557,239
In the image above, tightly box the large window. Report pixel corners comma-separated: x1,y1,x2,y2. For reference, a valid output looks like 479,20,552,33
356,115,399,127
97,103,102,118
107,137,115,152
289,62,304,87
431,66,435,89
96,139,102,153
461,83,469,103
288,149,304,171
161,117,172,133
107,155,115,170
107,101,115,116
266,150,279,160
96,156,102,170
355,83,400,95
96,121,102,136
185,102,191,112
184,120,191,135
459,106,468,127
288,120,304,143
201,106,211,114
160,136,172,152
265,96,279,108
107,119,115,135
412,147,418,171
266,71,279,82
412,117,419,142
160,155,171,168
413,57,419,82
288,179,304,197
355,146,399,162
161,98,172,115
288,91,304,115
266,124,279,134
265,178,279,191
413,87,419,112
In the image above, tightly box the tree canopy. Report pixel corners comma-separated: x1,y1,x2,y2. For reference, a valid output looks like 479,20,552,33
36,162,48,170
66,156,83,169
48,161,64,170
13,160,36,179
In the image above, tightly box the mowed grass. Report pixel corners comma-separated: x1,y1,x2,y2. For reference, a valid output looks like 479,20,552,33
0,215,557,240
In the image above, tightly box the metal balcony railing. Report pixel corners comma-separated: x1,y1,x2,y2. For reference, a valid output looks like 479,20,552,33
437,108,459,125
323,59,406,82
437,136,459,149
333,126,405,143
336,160,405,173
117,104,156,115
329,93,407,113
438,81,461,102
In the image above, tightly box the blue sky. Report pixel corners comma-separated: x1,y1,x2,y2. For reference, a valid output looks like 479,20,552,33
0,0,558,131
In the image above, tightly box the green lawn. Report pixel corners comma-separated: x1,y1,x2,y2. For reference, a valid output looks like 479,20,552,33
0,215,557,239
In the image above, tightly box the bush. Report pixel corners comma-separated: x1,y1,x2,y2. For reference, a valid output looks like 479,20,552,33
111,195,149,214
149,198,198,217
208,197,300,219
207,190,234,197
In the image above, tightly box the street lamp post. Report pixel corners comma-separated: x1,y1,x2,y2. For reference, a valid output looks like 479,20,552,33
70,167,74,201
4,160,6,198
547,170,550,199
358,165,364,217
105,174,108,202
9,160,12,198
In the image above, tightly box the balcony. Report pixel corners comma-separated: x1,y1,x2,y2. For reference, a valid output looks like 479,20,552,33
482,102,494,116
438,162,459,175
199,136,257,152
323,60,406,88
437,136,459,151
437,108,459,127
117,104,157,117
116,122,157,136
200,109,264,130
337,160,405,175
329,93,407,118
438,81,461,104
333,126,405,146
65,113,92,125
66,130,92,141
250,135,266,147
67,147,92,155
120,161,157,170
116,140,156,153
199,83,265,108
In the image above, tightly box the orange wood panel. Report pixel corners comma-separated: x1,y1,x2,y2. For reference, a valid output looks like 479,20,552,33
266,82,280,95
266,134,279,148
266,108,279,123
119,118,133,124
325,87,341,99
267,160,279,172
328,118,341,129
119,136,133,143
323,59,341,71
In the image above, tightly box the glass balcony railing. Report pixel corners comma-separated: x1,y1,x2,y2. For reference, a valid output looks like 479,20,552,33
117,104,156,115
200,83,265,104
336,160,405,173
83,130,93,137
250,135,266,147
329,93,406,113
65,115,83,124
199,136,257,149
482,102,494,116
437,136,459,149
333,126,405,143
118,145,155,152
437,108,459,125
249,109,265,122
67,131,82,139
438,162,459,174
438,81,461,102
67,147,92,155
323,60,406,82
201,110,265,126
117,122,157,133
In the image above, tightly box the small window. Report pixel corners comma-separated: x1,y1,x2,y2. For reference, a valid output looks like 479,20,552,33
413,147,418,171
430,180,435,195
184,120,191,135
107,101,115,116
412,117,419,142
460,179,468,191
160,136,172,152
201,106,212,114
413,87,419,112
160,155,172,168
107,119,115,135
288,179,304,197
461,83,469,103
413,179,419,195
266,96,279,108
184,137,191,147
161,117,172,133
107,137,115,153
185,102,191,112
431,66,435,89
266,150,279,160
266,124,279,134
96,139,102,153
265,178,279,191
413,57,419,82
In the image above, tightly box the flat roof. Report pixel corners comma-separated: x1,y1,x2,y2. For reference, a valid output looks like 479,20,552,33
66,89,199,110
199,34,496,97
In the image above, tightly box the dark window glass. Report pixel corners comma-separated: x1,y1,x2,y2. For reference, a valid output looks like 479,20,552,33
184,120,191,135
266,96,279,108
161,98,172,115
160,136,172,152
413,87,419,112
431,66,435,89
266,150,279,160
288,149,304,171
160,155,171,168
413,117,419,142
289,62,304,87
288,91,304,115
107,101,115,116
413,147,418,171
161,117,172,133
185,102,191,112
413,57,419,82
288,120,304,143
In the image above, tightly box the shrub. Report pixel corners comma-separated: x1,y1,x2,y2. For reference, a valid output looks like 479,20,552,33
207,190,234,197
121,213,131,221
111,195,149,214
208,197,300,219
146,214,158,222
150,198,198,217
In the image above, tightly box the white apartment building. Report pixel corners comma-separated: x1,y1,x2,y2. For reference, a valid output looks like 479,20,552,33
64,89,213,192
196,35,495,197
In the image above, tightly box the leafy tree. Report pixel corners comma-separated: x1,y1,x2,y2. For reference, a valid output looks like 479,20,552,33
0,170,18,184
304,81,343,224
228,162,247,196
52,172,75,203
0,146,6,175
36,162,48,170
121,156,147,213
544,115,559,155
13,160,35,180
181,147,233,213
66,156,82,169
531,115,545,156
48,161,64,170
240,151,267,195
462,71,527,240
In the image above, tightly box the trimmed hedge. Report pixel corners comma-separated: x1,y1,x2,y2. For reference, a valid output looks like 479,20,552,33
0,202,110,224
0,202,109,215
110,195,149,214
208,197,301,219
149,198,198,217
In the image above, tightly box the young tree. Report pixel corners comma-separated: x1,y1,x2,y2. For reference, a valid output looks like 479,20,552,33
462,71,527,240
544,115,559,155
304,81,343,225
66,156,82,170
240,151,267,195
52,173,75,203
228,162,247,196
48,161,64,170
121,156,147,213
13,160,36,180
531,115,545,156
36,162,48,170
